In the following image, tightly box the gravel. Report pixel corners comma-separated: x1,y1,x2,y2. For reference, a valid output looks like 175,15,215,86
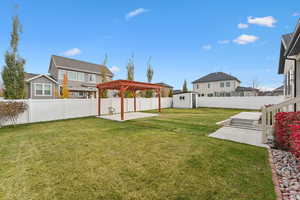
271,149,300,200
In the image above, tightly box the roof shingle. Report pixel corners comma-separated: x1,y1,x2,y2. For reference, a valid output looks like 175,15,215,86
192,72,240,84
51,55,113,76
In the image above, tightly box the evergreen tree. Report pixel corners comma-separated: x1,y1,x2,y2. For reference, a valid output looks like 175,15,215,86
125,55,134,97
145,57,154,98
100,54,108,98
1,15,26,99
182,80,188,93
61,73,70,98
126,55,134,81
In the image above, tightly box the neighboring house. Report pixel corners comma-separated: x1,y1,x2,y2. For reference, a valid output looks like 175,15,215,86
25,73,60,99
278,20,300,99
192,72,241,97
272,86,284,96
26,55,113,99
155,82,173,97
234,86,259,96
173,89,182,95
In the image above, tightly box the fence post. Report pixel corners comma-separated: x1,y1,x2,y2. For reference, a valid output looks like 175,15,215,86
261,106,267,143
27,99,32,123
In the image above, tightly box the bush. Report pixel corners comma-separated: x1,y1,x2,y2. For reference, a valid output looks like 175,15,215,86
274,112,300,162
0,101,28,126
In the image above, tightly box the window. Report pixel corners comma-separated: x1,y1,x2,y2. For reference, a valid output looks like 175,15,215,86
35,84,43,95
77,72,85,82
58,69,66,80
88,74,96,83
208,83,210,88
179,96,185,100
220,82,224,87
196,84,199,89
35,83,52,96
226,82,230,87
67,71,77,81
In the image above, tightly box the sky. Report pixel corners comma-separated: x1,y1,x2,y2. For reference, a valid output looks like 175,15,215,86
0,0,300,90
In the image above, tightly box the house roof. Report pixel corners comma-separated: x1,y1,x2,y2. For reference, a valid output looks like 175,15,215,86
25,72,59,84
278,19,300,74
24,72,39,80
51,55,113,76
235,86,259,92
155,82,173,88
192,72,240,84
272,85,284,92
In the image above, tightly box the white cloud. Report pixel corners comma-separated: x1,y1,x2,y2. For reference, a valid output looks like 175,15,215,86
126,8,149,20
247,16,277,27
293,12,300,17
233,34,259,45
62,48,81,56
218,40,230,44
238,23,248,29
202,44,212,50
109,66,120,73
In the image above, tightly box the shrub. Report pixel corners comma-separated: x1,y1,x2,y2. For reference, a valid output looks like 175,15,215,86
289,122,300,160
0,101,28,126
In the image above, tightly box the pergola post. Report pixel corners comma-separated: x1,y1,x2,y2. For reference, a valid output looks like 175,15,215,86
157,88,161,112
131,90,137,112
120,86,125,120
98,89,101,116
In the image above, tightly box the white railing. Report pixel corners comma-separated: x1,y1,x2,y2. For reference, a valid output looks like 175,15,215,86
261,96,300,143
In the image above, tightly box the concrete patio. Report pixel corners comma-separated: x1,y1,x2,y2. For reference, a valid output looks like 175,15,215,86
209,112,268,148
209,127,268,148
97,112,159,121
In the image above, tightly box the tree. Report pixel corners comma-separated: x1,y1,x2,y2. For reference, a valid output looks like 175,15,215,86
126,55,134,81
1,15,26,99
182,80,188,92
125,55,135,97
146,57,153,83
100,54,108,98
145,57,154,98
61,73,70,98
252,78,260,89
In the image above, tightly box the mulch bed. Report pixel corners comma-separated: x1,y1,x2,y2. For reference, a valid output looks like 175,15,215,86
269,148,300,200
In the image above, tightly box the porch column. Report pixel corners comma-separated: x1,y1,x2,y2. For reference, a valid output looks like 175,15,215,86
120,86,125,120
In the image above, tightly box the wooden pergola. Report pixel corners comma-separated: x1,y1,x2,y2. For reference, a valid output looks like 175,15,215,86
96,80,163,120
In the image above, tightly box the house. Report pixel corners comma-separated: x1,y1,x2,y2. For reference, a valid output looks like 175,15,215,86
234,86,259,96
278,19,300,99
25,55,113,99
272,86,284,96
155,82,173,97
25,73,60,99
192,72,241,97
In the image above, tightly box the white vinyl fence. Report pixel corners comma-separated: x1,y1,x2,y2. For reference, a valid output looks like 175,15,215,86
1,97,172,126
196,96,285,110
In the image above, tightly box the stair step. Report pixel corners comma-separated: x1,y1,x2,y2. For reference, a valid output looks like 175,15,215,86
226,124,262,131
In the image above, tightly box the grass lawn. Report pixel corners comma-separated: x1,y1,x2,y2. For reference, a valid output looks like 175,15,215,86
0,108,275,200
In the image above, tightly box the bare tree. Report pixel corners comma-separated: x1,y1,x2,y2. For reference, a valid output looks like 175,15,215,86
252,78,260,89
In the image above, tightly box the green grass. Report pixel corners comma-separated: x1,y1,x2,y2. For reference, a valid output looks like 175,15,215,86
0,108,275,200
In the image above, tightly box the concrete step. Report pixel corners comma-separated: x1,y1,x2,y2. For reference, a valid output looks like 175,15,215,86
227,124,262,131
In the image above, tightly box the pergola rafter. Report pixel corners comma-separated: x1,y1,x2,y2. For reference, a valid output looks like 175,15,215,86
96,80,163,120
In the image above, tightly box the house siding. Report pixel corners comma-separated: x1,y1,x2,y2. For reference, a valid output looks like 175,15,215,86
193,80,240,96
28,77,58,99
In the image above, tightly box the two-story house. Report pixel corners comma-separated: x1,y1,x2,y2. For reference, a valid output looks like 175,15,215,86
278,19,300,100
192,72,241,97
25,55,113,99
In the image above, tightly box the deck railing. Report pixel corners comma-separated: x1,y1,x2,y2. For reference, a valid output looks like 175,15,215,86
261,96,300,143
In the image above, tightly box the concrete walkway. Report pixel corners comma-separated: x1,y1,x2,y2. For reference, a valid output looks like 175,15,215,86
97,112,158,121
209,127,268,148
230,112,261,121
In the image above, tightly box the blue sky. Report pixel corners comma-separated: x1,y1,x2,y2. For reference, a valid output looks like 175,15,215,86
0,0,299,90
